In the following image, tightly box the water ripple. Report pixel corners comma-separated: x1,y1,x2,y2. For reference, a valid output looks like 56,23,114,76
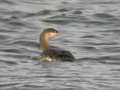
0,0,15,5
94,13,114,18
0,0,120,90
0,59,17,65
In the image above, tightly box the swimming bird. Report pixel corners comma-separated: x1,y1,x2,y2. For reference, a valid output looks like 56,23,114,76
40,28,75,62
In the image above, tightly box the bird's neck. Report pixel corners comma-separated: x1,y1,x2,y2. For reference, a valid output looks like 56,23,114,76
40,34,50,52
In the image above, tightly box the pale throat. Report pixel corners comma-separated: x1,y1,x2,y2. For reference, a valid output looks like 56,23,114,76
40,34,51,52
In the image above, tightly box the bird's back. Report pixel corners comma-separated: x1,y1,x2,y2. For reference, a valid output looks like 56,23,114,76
42,48,75,62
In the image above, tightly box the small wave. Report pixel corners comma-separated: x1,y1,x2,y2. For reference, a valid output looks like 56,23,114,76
92,1,120,5
0,82,20,90
0,34,11,41
56,8,69,12
78,55,120,65
0,0,15,5
0,59,17,65
23,8,69,18
0,48,21,53
99,60,120,65
6,17,36,29
85,42,118,46
0,16,19,22
12,40,39,48
101,46,120,53
24,9,52,18
97,55,120,60
0,29,17,33
93,13,118,22
8,21,26,27
42,13,76,24
35,9,51,15
81,46,97,51
0,15,26,27
73,10,82,14
78,57,97,61
43,18,72,25
99,29,120,33
94,13,114,18
22,84,44,89
86,20,112,25
81,35,100,38
2,53,33,61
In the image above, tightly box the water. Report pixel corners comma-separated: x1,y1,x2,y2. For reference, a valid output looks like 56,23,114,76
0,0,120,90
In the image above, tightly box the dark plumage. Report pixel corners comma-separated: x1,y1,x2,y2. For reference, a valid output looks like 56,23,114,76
42,48,75,62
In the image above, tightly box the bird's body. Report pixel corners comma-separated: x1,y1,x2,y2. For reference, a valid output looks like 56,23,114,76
41,48,75,61
40,28,75,62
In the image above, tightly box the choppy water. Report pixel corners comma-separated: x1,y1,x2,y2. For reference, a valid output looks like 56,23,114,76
0,0,120,90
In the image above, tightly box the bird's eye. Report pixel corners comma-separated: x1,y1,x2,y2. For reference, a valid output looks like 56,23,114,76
55,30,58,33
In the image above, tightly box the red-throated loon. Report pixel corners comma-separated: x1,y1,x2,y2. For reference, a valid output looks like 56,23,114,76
40,28,75,62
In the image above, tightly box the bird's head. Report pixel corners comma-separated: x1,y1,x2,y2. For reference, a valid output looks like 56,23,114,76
42,28,62,40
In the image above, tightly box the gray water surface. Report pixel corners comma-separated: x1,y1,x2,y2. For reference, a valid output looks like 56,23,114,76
0,0,120,90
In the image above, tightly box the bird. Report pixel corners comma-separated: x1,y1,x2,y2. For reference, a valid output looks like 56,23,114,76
40,28,75,62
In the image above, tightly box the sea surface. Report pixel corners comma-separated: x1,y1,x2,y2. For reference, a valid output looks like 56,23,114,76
0,0,120,90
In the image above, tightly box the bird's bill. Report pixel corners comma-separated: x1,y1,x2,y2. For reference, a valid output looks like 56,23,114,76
57,32,63,35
